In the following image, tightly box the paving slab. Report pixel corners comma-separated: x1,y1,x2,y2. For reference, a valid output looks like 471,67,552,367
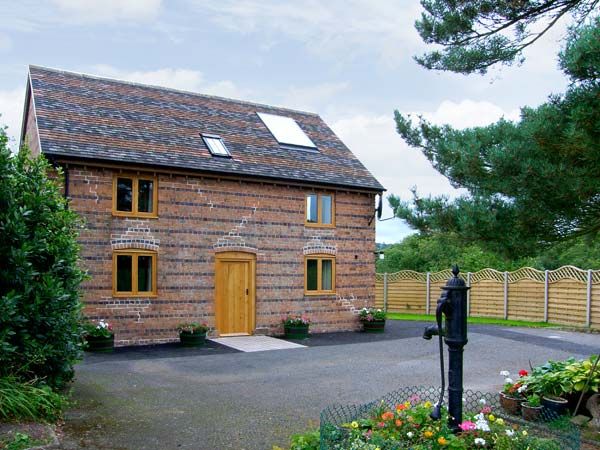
210,335,306,352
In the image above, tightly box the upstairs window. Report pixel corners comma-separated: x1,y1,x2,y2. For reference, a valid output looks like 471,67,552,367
257,112,317,150
306,193,334,227
113,174,158,217
305,255,335,294
202,133,231,157
113,250,157,297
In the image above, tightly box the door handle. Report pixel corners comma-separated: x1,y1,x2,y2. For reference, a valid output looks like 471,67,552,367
246,288,249,295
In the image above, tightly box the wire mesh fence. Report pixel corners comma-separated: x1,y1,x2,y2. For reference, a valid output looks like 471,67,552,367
319,386,580,449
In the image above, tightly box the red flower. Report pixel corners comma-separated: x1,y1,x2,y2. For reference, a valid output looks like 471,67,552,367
519,369,528,377
377,422,385,428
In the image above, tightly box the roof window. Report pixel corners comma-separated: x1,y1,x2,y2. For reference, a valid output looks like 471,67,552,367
257,112,316,149
202,134,231,157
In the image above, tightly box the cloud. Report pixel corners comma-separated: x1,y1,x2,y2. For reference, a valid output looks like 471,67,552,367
331,100,520,242
280,82,350,112
189,0,424,66
50,0,162,24
421,100,520,128
90,65,249,99
0,88,26,152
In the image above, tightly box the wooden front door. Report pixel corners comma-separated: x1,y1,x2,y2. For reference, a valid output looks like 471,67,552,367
215,252,255,335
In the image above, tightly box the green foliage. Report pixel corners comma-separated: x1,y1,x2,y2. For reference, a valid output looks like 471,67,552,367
0,130,86,389
414,0,598,74
393,18,600,259
377,233,530,273
1,432,44,450
524,355,600,397
0,376,67,422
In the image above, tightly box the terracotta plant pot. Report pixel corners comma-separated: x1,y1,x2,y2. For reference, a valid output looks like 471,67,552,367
499,392,523,415
284,325,309,339
521,402,543,421
85,334,115,353
362,320,386,333
179,331,207,347
542,396,569,417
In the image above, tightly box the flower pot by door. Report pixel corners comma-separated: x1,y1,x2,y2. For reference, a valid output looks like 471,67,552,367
284,325,309,340
85,335,115,353
542,396,569,417
362,320,385,333
499,392,523,415
179,332,207,347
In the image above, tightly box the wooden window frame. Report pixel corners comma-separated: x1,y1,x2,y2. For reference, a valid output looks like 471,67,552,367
112,173,158,218
112,249,157,297
305,192,335,228
304,254,336,295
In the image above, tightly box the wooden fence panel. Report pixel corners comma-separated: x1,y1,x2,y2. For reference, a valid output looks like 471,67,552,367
375,266,599,328
386,279,427,313
468,280,505,318
592,284,600,328
507,279,545,322
429,280,447,305
548,280,587,326
375,278,384,309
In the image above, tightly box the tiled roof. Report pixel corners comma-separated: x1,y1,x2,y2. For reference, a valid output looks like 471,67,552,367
27,66,384,192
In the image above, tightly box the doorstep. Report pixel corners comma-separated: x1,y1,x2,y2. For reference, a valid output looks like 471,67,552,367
209,335,306,352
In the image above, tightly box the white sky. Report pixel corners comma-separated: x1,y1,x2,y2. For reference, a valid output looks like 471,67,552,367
0,1,571,243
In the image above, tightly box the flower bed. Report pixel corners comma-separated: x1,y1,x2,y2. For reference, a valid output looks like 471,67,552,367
319,386,580,449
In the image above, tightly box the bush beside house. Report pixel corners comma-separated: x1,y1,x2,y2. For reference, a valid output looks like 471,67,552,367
0,128,85,396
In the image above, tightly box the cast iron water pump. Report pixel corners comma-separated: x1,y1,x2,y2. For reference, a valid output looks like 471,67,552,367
423,265,470,432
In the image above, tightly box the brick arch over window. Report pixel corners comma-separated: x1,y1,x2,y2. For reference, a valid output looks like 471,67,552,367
303,239,336,256
111,239,159,251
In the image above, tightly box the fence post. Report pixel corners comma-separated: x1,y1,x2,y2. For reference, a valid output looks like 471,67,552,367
426,272,431,315
587,269,592,328
383,273,388,313
544,270,549,323
503,272,509,320
466,272,471,317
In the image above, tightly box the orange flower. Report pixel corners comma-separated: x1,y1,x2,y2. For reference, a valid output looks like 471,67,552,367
395,419,403,427
396,404,407,411
423,430,434,439
381,411,394,421
438,436,448,446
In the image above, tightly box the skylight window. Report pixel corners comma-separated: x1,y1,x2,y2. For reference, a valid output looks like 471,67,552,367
202,134,231,157
257,112,316,149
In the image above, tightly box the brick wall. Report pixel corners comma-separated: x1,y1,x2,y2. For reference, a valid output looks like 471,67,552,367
68,165,377,345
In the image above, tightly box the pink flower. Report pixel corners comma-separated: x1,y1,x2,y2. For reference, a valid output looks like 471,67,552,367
459,421,476,431
377,422,385,428
481,406,492,414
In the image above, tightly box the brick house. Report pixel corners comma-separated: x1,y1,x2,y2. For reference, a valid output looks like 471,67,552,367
20,66,384,346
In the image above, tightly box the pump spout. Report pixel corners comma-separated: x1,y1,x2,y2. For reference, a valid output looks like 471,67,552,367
423,325,440,340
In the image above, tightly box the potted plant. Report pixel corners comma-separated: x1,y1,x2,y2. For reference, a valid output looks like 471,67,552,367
358,307,386,333
83,320,114,352
521,393,543,421
498,370,526,415
523,359,571,416
178,322,209,347
282,315,310,339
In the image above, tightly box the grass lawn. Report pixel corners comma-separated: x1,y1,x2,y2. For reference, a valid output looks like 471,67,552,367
386,312,558,328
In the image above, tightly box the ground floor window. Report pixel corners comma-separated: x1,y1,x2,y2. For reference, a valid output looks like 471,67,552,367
305,255,335,294
113,250,157,296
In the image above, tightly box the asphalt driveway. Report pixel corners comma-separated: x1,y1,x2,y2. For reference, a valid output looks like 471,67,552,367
59,321,597,450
